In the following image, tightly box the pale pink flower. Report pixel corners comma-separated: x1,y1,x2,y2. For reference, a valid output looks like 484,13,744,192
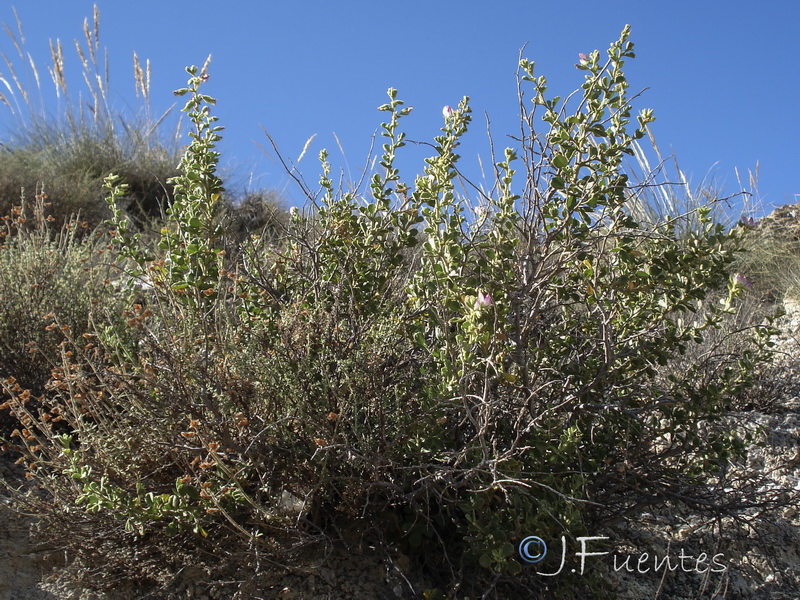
475,290,493,309
738,216,757,228
577,53,589,67
442,105,455,119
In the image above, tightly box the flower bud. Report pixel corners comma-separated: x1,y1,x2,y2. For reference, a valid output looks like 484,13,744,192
738,216,757,228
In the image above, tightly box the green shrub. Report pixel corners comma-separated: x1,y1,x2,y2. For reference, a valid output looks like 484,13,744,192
2,26,778,599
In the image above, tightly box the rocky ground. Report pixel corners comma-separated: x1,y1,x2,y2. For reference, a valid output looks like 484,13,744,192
608,297,800,600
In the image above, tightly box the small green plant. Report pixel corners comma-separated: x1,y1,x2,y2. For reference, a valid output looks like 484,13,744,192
106,58,224,311
60,433,223,537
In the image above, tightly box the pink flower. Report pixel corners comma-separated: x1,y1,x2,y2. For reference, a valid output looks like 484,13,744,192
734,273,752,289
577,53,589,68
442,105,455,119
738,216,757,228
475,290,493,309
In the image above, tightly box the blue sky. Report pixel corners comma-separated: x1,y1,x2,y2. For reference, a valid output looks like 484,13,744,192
1,1,797,219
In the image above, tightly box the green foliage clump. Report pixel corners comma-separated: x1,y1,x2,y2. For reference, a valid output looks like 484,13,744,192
0,26,780,599
107,60,225,311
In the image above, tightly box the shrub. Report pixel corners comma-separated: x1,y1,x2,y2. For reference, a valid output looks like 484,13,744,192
2,26,779,599
0,192,129,436
217,189,289,247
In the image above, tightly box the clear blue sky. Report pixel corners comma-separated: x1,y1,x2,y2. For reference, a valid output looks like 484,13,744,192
1,1,797,219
